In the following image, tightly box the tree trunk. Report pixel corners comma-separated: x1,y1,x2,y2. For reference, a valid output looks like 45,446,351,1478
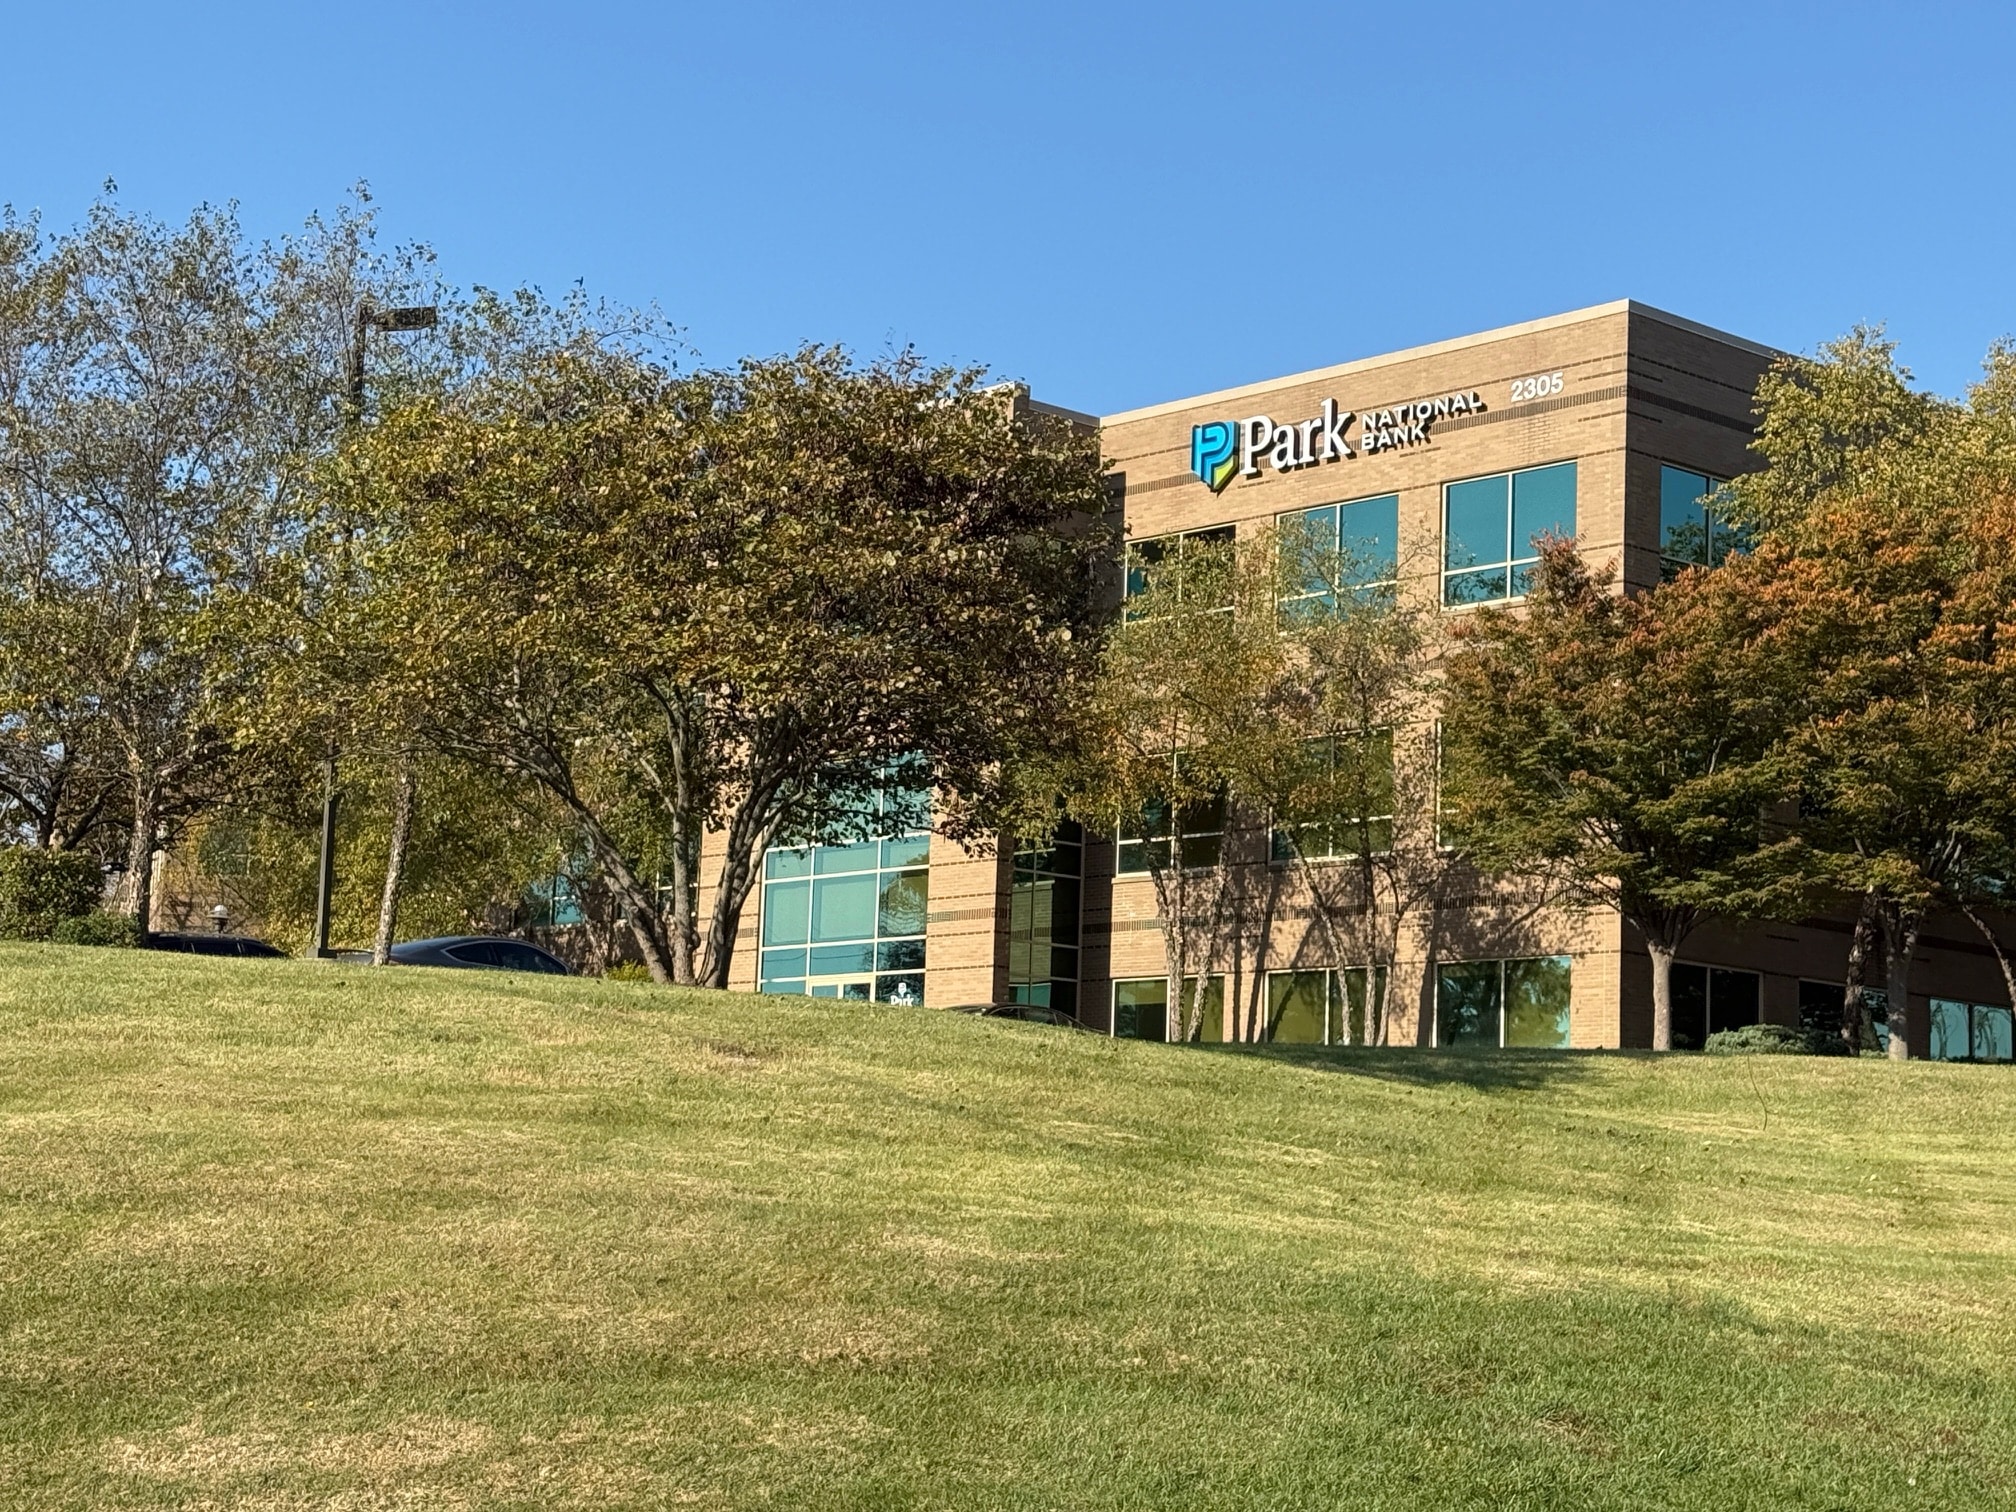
1958,904,2016,1024
1842,892,1881,1051
123,778,159,936
371,754,418,966
1881,903,1921,1062
1648,938,1676,1052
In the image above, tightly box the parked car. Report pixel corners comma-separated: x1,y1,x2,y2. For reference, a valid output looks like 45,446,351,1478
388,936,570,975
144,931,288,959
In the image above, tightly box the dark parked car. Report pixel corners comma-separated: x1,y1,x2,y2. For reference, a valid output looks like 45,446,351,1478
389,936,570,975
144,931,288,959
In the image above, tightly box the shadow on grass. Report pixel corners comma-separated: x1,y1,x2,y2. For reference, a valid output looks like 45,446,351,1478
1192,1043,1606,1093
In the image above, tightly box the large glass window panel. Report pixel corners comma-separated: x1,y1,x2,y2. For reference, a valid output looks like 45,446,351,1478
1511,463,1577,560
761,879,811,946
1443,566,1509,606
1930,999,1971,1061
1707,968,1761,1036
880,835,931,868
1974,1005,2014,1062
877,870,928,937
1179,976,1226,1043
1437,962,1501,1047
1660,466,1712,570
761,947,807,979
1334,966,1388,1046
808,942,876,974
811,873,878,942
765,847,813,880
1341,494,1400,586
1670,962,1709,1051
814,841,880,875
1113,978,1168,1041
1285,505,1339,600
1267,972,1329,1045
877,938,925,972
1444,475,1508,573
760,978,805,995
1504,956,1572,1048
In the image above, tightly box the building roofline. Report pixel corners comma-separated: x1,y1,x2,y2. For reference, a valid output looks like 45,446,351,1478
1097,300,1782,425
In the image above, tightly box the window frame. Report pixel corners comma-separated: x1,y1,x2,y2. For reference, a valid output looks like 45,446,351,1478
1432,955,1573,1049
1269,729,1395,864
1122,524,1236,620
1658,463,1745,577
1440,459,1578,609
1115,756,1227,876
1275,492,1401,614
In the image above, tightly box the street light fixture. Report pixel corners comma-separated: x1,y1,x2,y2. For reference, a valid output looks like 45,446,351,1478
310,301,439,960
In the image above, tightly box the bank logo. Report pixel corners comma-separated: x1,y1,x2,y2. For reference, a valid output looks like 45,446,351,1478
1190,420,1239,492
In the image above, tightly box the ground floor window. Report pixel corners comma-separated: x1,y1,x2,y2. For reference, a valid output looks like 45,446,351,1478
1800,977,1890,1050
1263,967,1389,1045
758,784,929,1005
1930,998,2015,1062
1671,963,1760,1051
1113,976,1224,1042
1435,957,1571,1048
1008,822,1081,1017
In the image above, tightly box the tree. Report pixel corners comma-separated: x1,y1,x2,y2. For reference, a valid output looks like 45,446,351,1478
368,346,1110,986
1440,542,1802,1051
1716,333,2016,1058
1050,529,1258,1042
1256,526,1457,1046
0,191,432,929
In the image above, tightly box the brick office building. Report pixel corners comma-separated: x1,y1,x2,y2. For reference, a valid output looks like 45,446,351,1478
711,301,2016,1059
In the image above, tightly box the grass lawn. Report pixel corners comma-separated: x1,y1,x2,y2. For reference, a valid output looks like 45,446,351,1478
1,945,2012,1509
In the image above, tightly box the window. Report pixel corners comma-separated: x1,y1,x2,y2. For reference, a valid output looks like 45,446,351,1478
1266,971,1329,1045
1262,967,1387,1045
1799,977,1890,1050
759,785,929,1005
1008,822,1082,1017
1435,956,1572,1048
1112,976,1224,1042
1930,998,2015,1062
1670,963,1760,1051
1270,730,1394,862
1123,525,1235,619
1117,759,1226,874
1659,465,1750,576
1278,494,1399,612
1442,461,1577,606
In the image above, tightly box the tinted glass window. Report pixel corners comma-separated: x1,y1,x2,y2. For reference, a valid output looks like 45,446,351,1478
448,941,502,966
1444,463,1577,606
1436,961,1500,1046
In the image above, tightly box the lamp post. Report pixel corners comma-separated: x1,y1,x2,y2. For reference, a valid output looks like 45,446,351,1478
308,301,438,960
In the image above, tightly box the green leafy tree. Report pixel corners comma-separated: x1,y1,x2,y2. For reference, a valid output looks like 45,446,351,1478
367,347,1109,986
0,190,432,929
1717,334,2016,1057
1441,542,1802,1051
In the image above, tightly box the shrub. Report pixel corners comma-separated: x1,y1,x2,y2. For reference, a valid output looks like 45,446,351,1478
49,911,143,948
1704,1023,1849,1057
0,849,104,940
604,960,651,983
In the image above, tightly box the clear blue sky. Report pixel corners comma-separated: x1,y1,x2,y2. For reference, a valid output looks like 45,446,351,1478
7,1,2011,413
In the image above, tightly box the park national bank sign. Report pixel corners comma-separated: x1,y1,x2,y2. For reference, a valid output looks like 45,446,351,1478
1189,389,1485,492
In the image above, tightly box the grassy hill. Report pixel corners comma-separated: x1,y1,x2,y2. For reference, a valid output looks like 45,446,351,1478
0,945,2012,1509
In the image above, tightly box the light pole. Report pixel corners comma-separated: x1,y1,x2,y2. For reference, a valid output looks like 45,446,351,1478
309,301,438,960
